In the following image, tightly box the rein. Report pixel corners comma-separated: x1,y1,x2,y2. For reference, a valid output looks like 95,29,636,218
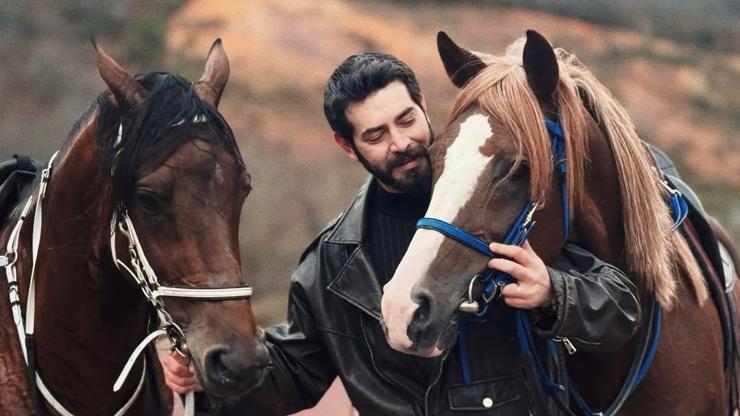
1,121,253,415
415,119,682,415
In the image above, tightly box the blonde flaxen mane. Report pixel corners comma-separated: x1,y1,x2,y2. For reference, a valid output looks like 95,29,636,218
448,37,706,309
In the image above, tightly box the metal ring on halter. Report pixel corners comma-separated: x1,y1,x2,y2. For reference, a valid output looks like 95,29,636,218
659,179,679,196
2,251,17,267
165,322,189,357
458,274,482,314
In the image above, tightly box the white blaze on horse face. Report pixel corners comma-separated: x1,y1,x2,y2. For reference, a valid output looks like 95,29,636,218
381,112,494,353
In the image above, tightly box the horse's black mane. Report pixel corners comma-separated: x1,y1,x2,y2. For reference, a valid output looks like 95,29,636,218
95,72,244,205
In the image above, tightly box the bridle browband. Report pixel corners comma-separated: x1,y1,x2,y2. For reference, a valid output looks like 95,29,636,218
1,117,253,416
414,118,683,416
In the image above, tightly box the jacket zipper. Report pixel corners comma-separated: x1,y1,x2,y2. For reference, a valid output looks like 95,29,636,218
423,350,450,416
553,335,602,355
361,314,424,415
553,336,577,355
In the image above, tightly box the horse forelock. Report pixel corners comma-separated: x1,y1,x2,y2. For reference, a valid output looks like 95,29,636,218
94,72,245,207
447,47,575,218
446,37,707,309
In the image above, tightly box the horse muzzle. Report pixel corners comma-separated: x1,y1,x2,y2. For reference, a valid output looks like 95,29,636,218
201,342,273,397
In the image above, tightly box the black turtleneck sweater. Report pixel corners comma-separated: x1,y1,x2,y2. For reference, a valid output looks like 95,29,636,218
366,182,440,381
366,182,430,284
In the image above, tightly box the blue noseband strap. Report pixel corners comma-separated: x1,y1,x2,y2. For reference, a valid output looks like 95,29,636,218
417,201,538,258
416,218,494,257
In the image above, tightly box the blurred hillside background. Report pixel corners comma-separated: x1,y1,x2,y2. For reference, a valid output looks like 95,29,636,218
1,0,738,324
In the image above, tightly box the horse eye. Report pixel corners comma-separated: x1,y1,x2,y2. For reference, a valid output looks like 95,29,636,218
510,163,530,182
136,189,162,215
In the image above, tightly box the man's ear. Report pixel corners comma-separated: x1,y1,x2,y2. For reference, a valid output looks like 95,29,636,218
333,133,358,161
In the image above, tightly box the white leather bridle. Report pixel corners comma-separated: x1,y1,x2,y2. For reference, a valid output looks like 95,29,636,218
1,141,253,415
110,206,253,400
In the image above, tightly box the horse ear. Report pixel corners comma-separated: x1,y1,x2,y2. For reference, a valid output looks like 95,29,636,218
522,30,559,101
437,31,486,88
194,39,230,108
93,40,146,110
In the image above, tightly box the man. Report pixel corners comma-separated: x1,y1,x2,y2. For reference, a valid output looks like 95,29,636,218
161,52,640,415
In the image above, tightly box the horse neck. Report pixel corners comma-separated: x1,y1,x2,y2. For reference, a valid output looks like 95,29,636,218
28,123,149,413
564,118,641,408
572,120,626,268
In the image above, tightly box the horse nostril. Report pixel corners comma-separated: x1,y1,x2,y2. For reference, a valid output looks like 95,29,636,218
205,346,237,387
413,292,432,324
408,290,435,342
203,344,272,391
253,344,273,370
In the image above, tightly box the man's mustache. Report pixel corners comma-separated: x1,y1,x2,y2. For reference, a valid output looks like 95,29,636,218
386,145,429,170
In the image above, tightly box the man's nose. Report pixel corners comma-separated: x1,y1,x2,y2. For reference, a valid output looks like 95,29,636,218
388,130,413,153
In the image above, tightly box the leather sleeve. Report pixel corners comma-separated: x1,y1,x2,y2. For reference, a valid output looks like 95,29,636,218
223,247,336,415
531,243,641,352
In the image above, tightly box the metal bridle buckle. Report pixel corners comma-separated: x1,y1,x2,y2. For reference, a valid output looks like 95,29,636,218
165,321,189,357
1,251,16,267
38,164,52,198
524,203,538,227
459,274,481,314
659,178,679,196
482,278,506,305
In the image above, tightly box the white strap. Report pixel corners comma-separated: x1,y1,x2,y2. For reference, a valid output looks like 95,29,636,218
154,286,253,299
112,210,252,302
36,360,146,416
25,151,57,336
114,328,167,392
5,196,34,361
114,360,147,416
184,391,195,416
24,185,43,335
110,213,119,267
122,212,160,286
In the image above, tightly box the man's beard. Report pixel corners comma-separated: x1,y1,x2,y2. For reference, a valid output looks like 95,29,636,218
353,130,433,196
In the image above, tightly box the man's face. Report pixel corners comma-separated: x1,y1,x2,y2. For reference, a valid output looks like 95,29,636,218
340,80,433,195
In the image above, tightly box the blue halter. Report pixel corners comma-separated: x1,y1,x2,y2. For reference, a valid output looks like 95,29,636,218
415,118,686,415
417,201,537,309
417,118,569,314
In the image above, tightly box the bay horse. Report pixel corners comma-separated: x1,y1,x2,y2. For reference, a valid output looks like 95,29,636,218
381,30,739,414
0,40,269,414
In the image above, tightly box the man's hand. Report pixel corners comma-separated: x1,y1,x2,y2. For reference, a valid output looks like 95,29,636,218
157,348,203,394
488,240,553,309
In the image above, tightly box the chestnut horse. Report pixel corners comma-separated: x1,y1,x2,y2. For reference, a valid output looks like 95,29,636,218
0,40,269,414
381,31,739,414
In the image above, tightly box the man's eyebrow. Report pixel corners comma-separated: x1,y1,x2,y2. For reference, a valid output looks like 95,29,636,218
360,124,387,139
359,107,416,139
394,107,415,122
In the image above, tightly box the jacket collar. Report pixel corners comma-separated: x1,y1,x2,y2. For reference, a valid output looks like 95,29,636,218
325,176,372,245
326,176,384,320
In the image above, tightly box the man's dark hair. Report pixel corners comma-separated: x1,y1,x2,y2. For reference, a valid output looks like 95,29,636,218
323,52,422,142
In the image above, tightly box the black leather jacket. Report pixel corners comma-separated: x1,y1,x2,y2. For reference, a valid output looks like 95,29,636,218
224,178,639,416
